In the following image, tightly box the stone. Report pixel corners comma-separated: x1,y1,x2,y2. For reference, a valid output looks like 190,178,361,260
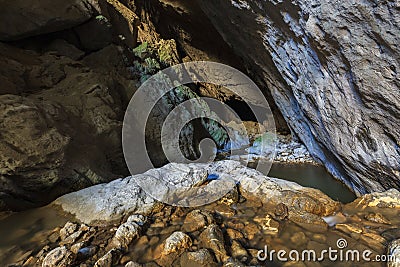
182,210,215,232
0,42,132,211
180,249,218,267
59,222,78,241
42,246,74,267
94,249,122,267
335,223,363,235
253,215,280,235
98,0,140,48
365,213,391,225
74,16,113,51
162,232,192,256
156,231,192,267
76,246,97,260
110,221,141,250
387,239,400,267
0,0,96,41
230,240,248,261
199,224,229,263
290,232,307,246
127,214,148,226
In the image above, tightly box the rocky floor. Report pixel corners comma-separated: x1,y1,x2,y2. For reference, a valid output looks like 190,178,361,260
3,162,400,267
228,133,316,165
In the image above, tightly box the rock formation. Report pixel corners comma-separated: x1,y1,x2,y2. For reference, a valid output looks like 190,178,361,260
189,0,400,194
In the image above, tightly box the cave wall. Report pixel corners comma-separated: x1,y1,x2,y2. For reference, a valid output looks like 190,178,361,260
193,0,400,194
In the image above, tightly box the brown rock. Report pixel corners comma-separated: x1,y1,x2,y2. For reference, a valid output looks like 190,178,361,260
182,210,215,232
199,224,229,263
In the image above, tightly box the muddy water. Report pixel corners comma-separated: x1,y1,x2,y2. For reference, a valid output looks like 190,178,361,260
0,206,71,264
268,163,356,203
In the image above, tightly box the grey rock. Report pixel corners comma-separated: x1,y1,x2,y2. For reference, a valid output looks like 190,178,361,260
0,0,96,41
196,0,400,194
111,220,141,250
54,160,339,224
54,176,157,225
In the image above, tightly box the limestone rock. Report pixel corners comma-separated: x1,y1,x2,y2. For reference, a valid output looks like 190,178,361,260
196,0,400,194
0,0,96,41
111,220,141,250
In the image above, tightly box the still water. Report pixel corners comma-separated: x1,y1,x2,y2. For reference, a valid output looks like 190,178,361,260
268,163,356,204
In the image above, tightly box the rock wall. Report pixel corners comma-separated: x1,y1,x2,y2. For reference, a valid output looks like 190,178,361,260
193,0,400,194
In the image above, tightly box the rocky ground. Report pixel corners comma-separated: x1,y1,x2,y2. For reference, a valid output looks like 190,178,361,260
2,161,400,267
228,133,316,165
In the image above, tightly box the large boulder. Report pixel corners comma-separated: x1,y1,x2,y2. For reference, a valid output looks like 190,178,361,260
191,0,400,194
0,0,98,41
54,160,339,224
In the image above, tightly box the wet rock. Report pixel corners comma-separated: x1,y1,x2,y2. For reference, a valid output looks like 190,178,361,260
127,214,148,226
42,246,74,267
230,240,248,261
290,232,307,246
253,214,280,235
289,211,328,233
162,231,192,255
243,222,260,240
94,249,122,267
335,223,363,235
59,222,78,241
156,231,192,267
382,229,400,241
183,210,215,232
365,213,391,225
180,249,218,267
274,203,289,221
199,224,229,263
226,228,245,241
387,239,400,267
352,189,400,208
0,0,96,41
